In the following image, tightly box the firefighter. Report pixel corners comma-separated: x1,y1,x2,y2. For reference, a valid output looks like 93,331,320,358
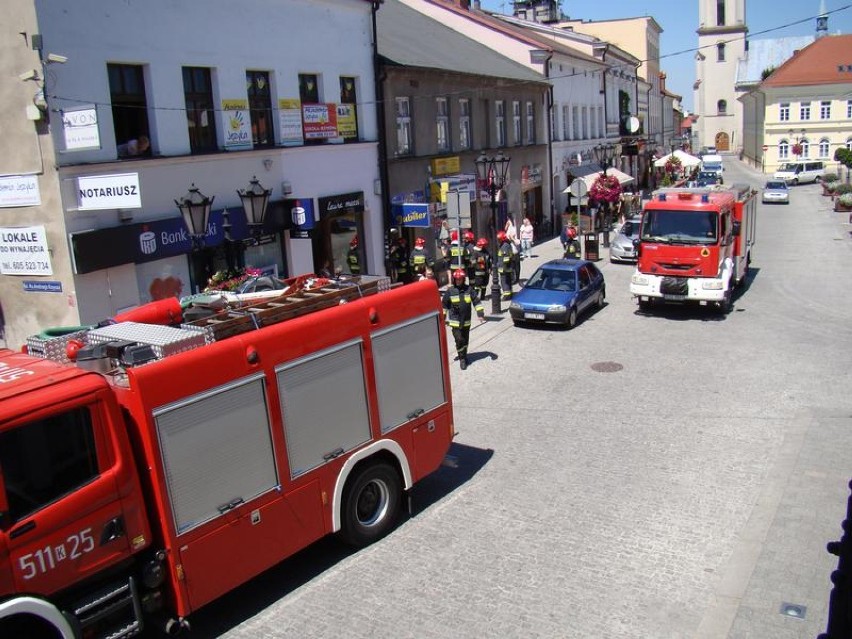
463,230,476,281
563,226,581,259
346,235,361,275
448,230,470,272
441,268,485,370
390,237,411,283
471,237,492,300
497,230,514,301
409,237,431,278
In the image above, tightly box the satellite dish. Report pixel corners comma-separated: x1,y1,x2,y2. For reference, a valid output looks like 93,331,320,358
568,179,588,198
627,116,640,134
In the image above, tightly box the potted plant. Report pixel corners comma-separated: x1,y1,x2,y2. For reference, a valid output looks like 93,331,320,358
204,266,263,293
822,173,839,195
836,192,852,213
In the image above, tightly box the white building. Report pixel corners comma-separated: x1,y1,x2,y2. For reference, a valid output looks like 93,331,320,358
2,0,383,344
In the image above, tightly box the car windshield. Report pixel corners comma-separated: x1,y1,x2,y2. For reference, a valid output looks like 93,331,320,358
619,221,640,237
641,209,718,244
525,268,576,292
765,181,786,190
702,162,721,170
777,163,798,172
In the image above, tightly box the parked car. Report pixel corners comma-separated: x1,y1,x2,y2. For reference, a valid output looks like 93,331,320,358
695,171,723,186
773,160,825,185
610,216,642,263
509,259,605,328
762,180,790,205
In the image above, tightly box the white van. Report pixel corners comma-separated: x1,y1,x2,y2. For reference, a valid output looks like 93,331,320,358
773,160,825,185
700,154,723,178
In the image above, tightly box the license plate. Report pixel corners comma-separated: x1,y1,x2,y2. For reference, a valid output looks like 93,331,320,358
525,312,545,320
663,294,686,301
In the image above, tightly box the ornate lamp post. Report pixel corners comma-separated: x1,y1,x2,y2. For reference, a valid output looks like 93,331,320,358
175,183,214,249
237,175,273,239
592,143,618,248
474,150,511,314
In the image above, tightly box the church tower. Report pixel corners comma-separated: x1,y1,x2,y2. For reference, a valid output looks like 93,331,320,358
695,0,748,152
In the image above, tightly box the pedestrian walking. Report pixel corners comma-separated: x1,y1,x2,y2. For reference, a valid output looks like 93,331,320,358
441,268,485,370
496,230,514,301
519,217,534,258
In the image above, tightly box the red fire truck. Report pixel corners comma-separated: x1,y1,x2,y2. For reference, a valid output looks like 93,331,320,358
0,275,455,638
629,184,757,312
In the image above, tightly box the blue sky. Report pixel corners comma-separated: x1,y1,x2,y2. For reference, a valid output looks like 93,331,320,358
477,0,852,111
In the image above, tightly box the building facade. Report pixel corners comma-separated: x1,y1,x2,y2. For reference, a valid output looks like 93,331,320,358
1,0,385,347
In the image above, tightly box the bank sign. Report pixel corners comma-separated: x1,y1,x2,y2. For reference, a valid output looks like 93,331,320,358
77,173,142,210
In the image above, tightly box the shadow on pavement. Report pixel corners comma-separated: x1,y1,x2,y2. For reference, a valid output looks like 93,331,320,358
409,442,494,515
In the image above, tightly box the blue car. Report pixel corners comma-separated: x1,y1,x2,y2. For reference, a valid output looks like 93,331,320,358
509,259,606,328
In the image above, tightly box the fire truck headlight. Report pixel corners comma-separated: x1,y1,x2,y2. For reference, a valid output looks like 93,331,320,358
702,280,723,290
631,274,649,286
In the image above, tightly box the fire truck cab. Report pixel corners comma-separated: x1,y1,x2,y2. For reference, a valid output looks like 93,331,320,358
629,184,756,312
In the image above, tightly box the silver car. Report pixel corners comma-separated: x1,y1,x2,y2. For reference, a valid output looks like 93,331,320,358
762,180,790,205
609,216,641,263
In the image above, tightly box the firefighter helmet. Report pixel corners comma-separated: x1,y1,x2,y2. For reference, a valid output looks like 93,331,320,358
567,227,577,239
463,230,475,243
476,237,488,248
450,229,459,242
497,230,507,243
414,237,426,248
349,235,358,248
452,268,466,285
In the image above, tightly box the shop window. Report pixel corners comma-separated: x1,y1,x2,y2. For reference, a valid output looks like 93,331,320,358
395,97,412,156
108,63,150,157
246,70,273,148
0,407,98,524
512,101,521,146
339,76,359,142
495,100,506,147
458,98,471,150
182,67,217,153
526,101,535,144
436,97,450,152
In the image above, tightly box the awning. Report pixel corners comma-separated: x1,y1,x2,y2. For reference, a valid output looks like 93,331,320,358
562,168,635,195
653,150,701,168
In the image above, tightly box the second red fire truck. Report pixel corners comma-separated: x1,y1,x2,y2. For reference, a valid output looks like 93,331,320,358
629,184,757,312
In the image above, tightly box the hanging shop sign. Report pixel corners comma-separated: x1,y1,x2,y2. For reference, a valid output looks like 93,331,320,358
0,225,53,275
222,99,252,148
430,157,461,177
0,175,40,208
62,105,100,151
393,203,430,228
285,198,315,239
318,191,364,217
77,173,142,210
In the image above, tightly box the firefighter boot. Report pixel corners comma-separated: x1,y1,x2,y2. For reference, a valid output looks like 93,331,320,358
460,357,467,370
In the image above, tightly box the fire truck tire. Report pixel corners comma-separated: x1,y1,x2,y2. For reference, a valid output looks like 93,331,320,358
566,307,578,329
340,462,402,547
720,289,733,314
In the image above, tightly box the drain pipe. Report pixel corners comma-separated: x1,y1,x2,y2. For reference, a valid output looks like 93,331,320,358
371,0,391,277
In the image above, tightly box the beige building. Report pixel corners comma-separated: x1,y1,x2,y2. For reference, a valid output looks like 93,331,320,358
694,0,748,152
740,34,852,175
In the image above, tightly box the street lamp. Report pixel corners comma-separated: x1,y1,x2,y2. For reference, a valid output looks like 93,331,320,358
592,143,618,248
175,183,214,249
237,175,273,239
474,150,511,314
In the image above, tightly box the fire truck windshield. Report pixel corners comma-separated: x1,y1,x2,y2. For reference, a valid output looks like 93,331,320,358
641,209,718,244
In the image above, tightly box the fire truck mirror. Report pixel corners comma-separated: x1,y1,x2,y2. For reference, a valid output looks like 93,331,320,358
732,221,741,237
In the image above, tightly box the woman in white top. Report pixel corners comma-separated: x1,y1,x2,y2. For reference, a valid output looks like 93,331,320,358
519,218,534,258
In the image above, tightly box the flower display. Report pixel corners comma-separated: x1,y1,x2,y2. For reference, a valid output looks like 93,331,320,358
791,143,803,157
204,267,262,292
588,173,623,204
664,155,682,175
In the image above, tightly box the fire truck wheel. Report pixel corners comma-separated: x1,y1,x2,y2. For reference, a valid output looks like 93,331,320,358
566,307,578,329
720,290,733,314
340,462,402,547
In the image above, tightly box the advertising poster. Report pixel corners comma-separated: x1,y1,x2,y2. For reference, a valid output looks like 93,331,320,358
62,106,100,151
302,104,338,139
336,104,357,139
279,98,303,145
0,225,53,275
0,176,41,208
222,99,252,148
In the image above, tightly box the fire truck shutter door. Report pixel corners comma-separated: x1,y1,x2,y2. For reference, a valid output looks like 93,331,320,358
276,340,371,479
154,374,277,534
371,313,446,434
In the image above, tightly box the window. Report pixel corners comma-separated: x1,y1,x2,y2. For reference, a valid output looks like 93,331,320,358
339,76,359,142
562,105,570,140
512,101,521,145
572,105,579,140
436,97,450,152
0,407,99,524
717,43,726,62
847,100,852,118
848,137,852,151
801,139,810,158
182,67,217,153
779,139,789,159
526,101,535,144
109,63,150,156
779,103,790,121
598,106,604,138
716,0,725,25
299,73,320,103
459,98,471,150
718,99,727,115
581,106,588,139
246,70,273,147
819,138,830,158
395,97,412,156
495,100,506,147
800,101,811,120
820,100,831,120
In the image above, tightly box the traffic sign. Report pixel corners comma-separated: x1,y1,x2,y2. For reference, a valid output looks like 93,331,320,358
446,190,472,228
